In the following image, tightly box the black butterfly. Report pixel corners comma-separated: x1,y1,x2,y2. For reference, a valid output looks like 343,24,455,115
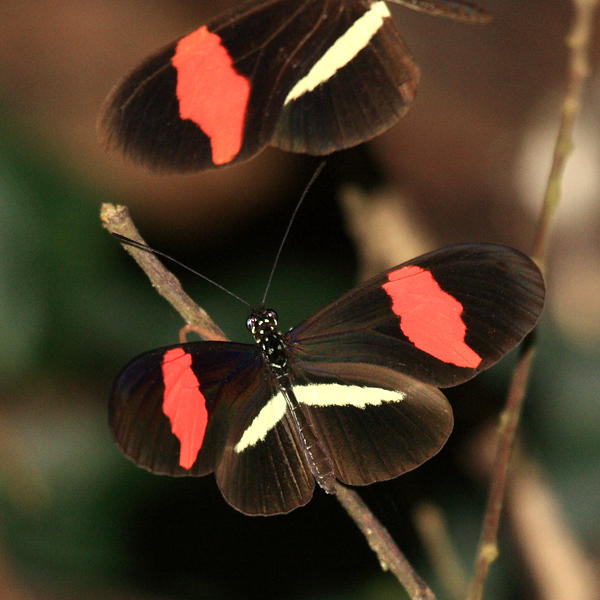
110,243,543,515
100,0,489,171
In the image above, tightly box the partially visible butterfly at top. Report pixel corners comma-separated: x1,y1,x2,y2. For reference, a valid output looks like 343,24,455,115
100,0,490,171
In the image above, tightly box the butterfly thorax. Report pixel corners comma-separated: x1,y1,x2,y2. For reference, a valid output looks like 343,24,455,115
246,309,288,378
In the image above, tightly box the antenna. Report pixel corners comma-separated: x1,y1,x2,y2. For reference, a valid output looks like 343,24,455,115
112,161,325,311
111,233,251,307
260,161,326,306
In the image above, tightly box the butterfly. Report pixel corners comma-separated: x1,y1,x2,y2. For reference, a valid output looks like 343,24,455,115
110,243,544,515
100,0,489,171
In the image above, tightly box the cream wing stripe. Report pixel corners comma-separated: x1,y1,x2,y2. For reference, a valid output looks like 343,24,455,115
234,394,286,454
234,383,405,452
297,382,405,408
283,1,391,105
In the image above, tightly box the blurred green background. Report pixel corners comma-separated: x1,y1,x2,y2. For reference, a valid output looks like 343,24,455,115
1,1,598,599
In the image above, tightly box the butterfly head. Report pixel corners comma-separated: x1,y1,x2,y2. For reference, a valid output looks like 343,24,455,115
246,308,281,340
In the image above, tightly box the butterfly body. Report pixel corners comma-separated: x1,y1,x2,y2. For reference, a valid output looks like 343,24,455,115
110,243,544,515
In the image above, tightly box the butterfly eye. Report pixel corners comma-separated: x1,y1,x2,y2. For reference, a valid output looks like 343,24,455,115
266,309,278,321
246,316,257,331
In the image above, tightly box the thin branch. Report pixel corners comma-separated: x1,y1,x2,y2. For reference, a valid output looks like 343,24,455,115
466,1,598,598
339,185,434,278
101,202,436,600
508,458,600,600
466,339,537,600
531,0,599,267
334,482,436,600
414,503,468,600
100,203,227,341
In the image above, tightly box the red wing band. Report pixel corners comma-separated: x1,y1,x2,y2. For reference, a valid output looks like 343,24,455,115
172,27,251,164
161,347,209,469
382,265,482,368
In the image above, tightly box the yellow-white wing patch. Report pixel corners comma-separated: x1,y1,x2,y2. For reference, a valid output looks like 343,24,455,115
234,382,405,452
296,382,404,408
284,1,391,104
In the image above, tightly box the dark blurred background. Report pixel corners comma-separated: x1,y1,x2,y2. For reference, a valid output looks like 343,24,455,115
0,1,599,599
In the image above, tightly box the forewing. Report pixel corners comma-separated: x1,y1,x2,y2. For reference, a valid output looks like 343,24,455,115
110,341,267,476
288,244,545,387
387,0,491,23
100,0,419,171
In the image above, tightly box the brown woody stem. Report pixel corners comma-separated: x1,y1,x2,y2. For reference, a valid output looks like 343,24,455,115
100,203,227,342
466,1,598,598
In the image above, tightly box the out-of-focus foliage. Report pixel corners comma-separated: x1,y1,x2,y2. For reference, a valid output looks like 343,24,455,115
0,1,598,599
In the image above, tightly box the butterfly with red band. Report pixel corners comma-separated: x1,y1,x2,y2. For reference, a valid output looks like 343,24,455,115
110,243,544,516
100,0,490,171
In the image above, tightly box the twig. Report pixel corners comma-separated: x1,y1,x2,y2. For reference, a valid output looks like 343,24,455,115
339,185,433,277
508,458,600,600
414,503,468,600
466,1,598,598
100,204,227,341
101,202,436,600
334,482,436,600
531,0,599,267
466,339,537,600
